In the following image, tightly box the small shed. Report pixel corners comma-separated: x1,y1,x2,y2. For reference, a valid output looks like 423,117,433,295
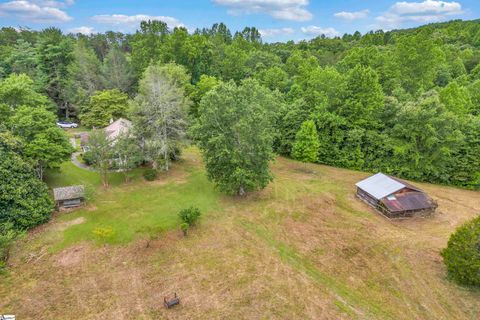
355,173,437,218
53,185,85,210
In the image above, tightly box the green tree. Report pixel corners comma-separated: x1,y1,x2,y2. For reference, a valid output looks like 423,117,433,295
0,73,51,110
389,92,464,183
255,66,289,92
79,89,129,128
131,64,188,170
130,20,169,76
192,79,278,195
102,47,135,94
10,106,73,179
292,120,320,163
68,40,103,100
189,75,220,117
36,28,74,112
439,81,473,114
0,132,53,229
338,65,384,128
113,132,142,182
25,128,73,180
7,39,37,78
395,33,444,94
87,129,113,187
441,216,480,287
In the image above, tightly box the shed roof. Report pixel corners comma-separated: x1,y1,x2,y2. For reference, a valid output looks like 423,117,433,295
355,173,407,200
53,185,85,201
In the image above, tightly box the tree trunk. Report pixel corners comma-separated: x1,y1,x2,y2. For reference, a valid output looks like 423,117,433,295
36,164,44,181
102,168,109,188
239,186,245,197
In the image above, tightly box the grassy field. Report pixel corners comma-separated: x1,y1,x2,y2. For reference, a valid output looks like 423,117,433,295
1,148,479,319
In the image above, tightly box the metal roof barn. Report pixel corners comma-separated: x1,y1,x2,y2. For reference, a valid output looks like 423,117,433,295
355,173,437,218
355,173,405,200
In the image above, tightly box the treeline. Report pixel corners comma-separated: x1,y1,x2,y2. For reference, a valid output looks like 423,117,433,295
1,19,480,189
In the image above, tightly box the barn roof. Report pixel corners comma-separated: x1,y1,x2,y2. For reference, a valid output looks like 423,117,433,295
355,173,407,200
53,185,85,201
380,192,436,213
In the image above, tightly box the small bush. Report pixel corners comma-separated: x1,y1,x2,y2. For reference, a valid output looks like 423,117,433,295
143,168,158,181
0,223,19,263
82,151,95,166
92,226,115,244
180,222,189,236
441,216,480,287
178,206,201,226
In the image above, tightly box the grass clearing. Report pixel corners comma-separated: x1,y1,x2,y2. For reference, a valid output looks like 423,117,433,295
1,148,479,319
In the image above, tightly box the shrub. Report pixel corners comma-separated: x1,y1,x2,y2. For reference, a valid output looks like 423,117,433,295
82,151,96,166
92,226,115,244
0,222,19,263
180,222,189,236
178,206,201,226
441,216,480,287
143,168,158,181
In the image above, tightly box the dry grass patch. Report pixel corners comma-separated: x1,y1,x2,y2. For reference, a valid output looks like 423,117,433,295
1,151,479,319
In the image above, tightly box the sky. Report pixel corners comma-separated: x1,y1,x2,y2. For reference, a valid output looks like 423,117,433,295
0,0,479,42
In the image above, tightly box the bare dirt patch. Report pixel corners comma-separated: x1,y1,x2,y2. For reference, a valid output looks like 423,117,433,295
56,245,88,267
53,217,86,232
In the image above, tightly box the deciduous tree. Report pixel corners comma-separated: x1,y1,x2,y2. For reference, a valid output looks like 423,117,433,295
292,120,320,163
192,79,278,196
80,89,129,128
131,64,188,170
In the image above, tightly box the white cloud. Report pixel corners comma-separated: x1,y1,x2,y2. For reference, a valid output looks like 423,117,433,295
213,0,312,21
0,0,73,22
91,14,183,29
68,26,95,35
376,0,463,28
31,0,74,8
334,9,369,21
259,27,294,37
301,25,340,38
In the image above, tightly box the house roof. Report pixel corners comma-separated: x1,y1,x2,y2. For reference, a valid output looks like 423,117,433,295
104,118,132,140
53,185,85,201
80,133,89,146
356,173,408,200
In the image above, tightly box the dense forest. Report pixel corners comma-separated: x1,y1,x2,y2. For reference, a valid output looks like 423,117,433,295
1,19,480,217
2,19,479,190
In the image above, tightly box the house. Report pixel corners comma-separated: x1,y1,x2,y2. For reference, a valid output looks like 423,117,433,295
104,118,132,143
53,185,85,210
81,118,132,151
355,173,437,218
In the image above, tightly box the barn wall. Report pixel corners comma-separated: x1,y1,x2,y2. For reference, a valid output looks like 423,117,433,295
356,188,378,207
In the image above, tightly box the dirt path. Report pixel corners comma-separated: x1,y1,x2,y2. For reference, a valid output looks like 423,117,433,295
71,151,94,171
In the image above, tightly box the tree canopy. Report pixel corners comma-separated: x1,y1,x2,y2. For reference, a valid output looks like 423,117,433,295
192,79,279,195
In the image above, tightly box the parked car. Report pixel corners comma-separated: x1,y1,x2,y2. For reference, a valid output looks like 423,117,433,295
57,121,78,128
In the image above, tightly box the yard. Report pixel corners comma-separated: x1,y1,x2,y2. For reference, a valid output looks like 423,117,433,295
1,148,479,319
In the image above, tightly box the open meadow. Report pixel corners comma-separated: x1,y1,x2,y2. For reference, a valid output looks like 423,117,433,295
0,148,479,319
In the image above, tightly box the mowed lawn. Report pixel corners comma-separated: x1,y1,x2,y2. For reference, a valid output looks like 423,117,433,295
44,148,220,248
1,148,480,319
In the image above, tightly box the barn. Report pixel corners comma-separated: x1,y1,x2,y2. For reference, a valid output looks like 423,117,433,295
355,173,437,218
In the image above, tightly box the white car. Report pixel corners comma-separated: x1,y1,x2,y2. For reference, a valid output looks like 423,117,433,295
57,121,78,128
